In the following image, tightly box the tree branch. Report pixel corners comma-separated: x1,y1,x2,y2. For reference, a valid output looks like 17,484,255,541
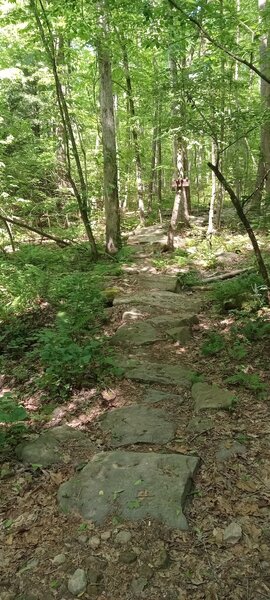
168,0,270,85
0,215,71,246
208,162,270,293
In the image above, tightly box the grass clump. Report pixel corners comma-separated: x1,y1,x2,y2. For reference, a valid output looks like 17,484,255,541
211,272,266,313
201,332,225,356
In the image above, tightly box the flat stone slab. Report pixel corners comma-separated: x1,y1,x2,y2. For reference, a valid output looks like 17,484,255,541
187,417,214,434
100,405,176,446
143,388,184,404
123,361,195,388
58,450,200,529
167,326,192,344
137,274,177,292
192,382,235,411
16,426,88,467
148,314,199,328
110,321,164,347
128,226,167,246
114,291,202,314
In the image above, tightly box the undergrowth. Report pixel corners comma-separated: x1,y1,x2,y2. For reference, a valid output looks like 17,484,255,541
0,244,121,429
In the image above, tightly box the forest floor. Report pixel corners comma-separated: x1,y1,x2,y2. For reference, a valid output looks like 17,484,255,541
1,216,270,600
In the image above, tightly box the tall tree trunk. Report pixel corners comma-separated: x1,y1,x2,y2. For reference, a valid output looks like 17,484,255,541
121,44,145,223
30,0,98,257
207,142,217,238
215,0,226,229
252,0,270,211
148,104,158,211
167,54,190,250
157,104,162,211
97,16,121,254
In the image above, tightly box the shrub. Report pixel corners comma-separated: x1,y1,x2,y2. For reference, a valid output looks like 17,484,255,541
201,332,225,356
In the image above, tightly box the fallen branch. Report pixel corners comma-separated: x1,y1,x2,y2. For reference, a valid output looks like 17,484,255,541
0,214,71,247
200,267,254,284
208,162,270,297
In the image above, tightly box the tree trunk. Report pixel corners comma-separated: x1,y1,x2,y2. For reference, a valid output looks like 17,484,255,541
97,26,121,254
148,104,158,211
252,0,270,211
0,214,70,246
122,44,145,223
157,105,162,211
207,141,217,237
167,53,190,250
30,0,98,257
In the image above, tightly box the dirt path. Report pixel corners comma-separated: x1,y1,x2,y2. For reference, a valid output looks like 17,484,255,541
1,227,270,600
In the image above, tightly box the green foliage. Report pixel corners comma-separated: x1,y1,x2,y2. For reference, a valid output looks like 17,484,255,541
33,316,110,397
201,332,225,356
0,392,28,423
226,371,267,392
177,270,200,288
227,342,248,360
0,245,118,399
211,273,265,312
241,319,270,341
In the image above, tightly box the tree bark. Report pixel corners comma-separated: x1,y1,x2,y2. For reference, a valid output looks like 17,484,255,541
252,0,270,211
97,11,121,254
148,104,158,211
121,44,145,223
30,0,98,257
167,53,190,250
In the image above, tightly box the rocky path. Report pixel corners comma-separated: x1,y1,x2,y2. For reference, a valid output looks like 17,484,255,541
2,226,270,600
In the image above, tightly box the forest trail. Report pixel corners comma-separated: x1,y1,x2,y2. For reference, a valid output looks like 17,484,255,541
1,224,270,600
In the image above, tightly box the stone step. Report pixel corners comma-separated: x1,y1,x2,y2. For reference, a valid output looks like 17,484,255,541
100,404,176,446
58,450,200,530
114,290,202,314
117,359,196,388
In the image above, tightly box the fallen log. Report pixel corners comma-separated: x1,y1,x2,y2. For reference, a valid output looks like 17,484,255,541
0,214,71,247
197,267,254,285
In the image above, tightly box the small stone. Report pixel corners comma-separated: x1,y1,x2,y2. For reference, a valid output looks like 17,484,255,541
223,522,242,545
119,550,137,564
131,577,148,596
68,568,87,596
192,382,235,411
115,530,132,545
138,564,154,580
100,530,111,541
153,547,170,569
52,553,66,566
187,417,214,434
77,534,88,544
88,535,101,550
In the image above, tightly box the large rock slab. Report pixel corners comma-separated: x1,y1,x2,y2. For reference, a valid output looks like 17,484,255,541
58,450,200,529
114,290,202,314
138,274,177,292
192,382,236,411
110,321,164,347
167,326,192,344
128,225,167,246
143,388,184,404
148,314,199,329
16,426,88,467
100,405,176,446
123,361,195,388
